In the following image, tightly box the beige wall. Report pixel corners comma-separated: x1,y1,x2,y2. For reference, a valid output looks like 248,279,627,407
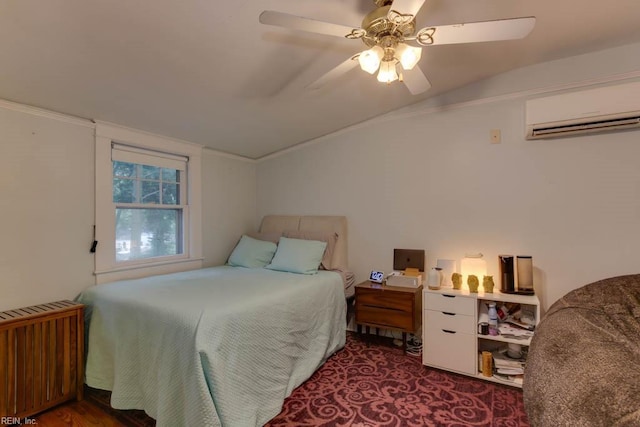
0,107,95,311
0,106,257,311
256,43,640,311
201,149,257,266
2,42,639,312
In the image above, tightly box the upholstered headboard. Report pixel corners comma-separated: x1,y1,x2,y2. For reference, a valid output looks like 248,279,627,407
259,215,348,270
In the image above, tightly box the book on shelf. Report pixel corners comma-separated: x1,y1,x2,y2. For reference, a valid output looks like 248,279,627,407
497,367,524,375
492,348,526,369
505,317,535,331
497,323,534,339
493,373,524,385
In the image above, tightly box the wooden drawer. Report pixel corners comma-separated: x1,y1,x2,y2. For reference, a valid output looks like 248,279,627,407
424,292,474,315
357,305,414,330
356,289,413,312
355,284,421,334
425,309,475,335
424,324,476,375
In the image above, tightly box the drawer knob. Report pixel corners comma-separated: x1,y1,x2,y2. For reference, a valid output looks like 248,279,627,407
442,311,455,316
443,294,455,298
442,329,456,334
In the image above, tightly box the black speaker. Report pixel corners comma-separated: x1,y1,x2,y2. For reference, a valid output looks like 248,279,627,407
499,255,515,293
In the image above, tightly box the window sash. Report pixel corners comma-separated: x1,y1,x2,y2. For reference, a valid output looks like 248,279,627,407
111,146,188,265
113,164,183,206
115,206,185,262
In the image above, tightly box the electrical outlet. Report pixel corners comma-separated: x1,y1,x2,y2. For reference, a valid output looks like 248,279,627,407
490,129,501,144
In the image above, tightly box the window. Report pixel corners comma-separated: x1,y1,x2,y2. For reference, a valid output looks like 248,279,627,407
112,144,187,263
95,122,202,284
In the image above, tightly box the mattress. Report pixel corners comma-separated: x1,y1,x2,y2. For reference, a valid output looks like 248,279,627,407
77,266,346,427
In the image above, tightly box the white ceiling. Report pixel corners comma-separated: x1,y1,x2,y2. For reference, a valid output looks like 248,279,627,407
1,0,640,159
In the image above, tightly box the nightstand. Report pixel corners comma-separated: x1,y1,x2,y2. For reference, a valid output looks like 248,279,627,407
354,281,423,352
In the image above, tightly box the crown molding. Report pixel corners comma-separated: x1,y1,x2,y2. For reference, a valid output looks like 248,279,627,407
391,69,640,121
94,119,203,155
256,69,640,163
0,98,94,128
0,98,255,162
203,146,256,163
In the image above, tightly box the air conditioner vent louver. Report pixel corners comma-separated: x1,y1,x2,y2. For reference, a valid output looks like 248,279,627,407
526,82,640,140
531,116,640,138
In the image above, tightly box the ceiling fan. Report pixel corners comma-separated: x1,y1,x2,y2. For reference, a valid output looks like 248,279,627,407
259,0,535,95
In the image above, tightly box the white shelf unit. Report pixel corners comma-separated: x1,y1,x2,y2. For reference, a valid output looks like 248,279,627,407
422,288,540,388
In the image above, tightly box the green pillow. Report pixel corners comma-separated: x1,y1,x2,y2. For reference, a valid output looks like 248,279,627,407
228,235,277,268
266,237,327,275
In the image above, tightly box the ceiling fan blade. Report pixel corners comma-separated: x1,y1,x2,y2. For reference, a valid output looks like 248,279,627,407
388,0,427,19
401,66,431,95
307,54,361,90
259,10,363,39
416,17,536,46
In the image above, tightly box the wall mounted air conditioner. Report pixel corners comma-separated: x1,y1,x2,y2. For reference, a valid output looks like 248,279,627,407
525,81,640,139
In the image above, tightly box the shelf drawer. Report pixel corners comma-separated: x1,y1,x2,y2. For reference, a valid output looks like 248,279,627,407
424,325,476,375
357,305,414,331
424,292,474,316
425,309,475,335
357,289,413,312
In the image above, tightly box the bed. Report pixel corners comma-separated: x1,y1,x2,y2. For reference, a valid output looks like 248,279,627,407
77,215,351,427
523,274,640,427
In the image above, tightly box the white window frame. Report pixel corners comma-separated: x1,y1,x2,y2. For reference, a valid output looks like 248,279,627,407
94,122,203,284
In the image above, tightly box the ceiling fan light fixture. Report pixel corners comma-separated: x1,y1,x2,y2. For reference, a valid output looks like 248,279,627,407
259,4,535,94
397,43,422,70
377,60,398,84
359,46,384,74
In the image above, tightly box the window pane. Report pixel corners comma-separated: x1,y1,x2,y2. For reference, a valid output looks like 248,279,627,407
113,178,135,203
162,168,178,183
141,181,160,204
162,183,178,205
115,208,183,261
113,161,136,178
142,165,160,180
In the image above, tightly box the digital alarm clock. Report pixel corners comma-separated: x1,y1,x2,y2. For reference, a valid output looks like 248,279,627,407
369,270,384,284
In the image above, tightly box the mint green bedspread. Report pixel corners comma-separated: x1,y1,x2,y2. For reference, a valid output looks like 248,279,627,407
77,266,346,426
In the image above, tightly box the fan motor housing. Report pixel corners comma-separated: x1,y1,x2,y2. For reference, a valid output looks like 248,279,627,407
361,5,416,47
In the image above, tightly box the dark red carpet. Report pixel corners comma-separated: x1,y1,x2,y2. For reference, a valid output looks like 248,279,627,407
86,332,529,426
267,333,529,426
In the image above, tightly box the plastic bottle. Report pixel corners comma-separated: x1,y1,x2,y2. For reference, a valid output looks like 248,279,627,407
488,303,499,336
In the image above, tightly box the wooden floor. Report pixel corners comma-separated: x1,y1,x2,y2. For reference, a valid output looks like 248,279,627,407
25,400,127,427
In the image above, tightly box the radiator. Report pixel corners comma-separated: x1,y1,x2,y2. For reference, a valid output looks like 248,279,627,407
0,300,84,418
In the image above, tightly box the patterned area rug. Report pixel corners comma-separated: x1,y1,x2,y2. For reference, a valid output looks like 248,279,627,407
86,332,529,426
267,333,529,426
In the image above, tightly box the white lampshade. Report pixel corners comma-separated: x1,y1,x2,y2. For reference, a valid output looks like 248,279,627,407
377,60,398,83
358,46,383,74
397,43,422,70
460,253,487,288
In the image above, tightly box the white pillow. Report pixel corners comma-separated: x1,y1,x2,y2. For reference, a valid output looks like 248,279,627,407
283,230,338,270
227,235,277,268
266,237,327,275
